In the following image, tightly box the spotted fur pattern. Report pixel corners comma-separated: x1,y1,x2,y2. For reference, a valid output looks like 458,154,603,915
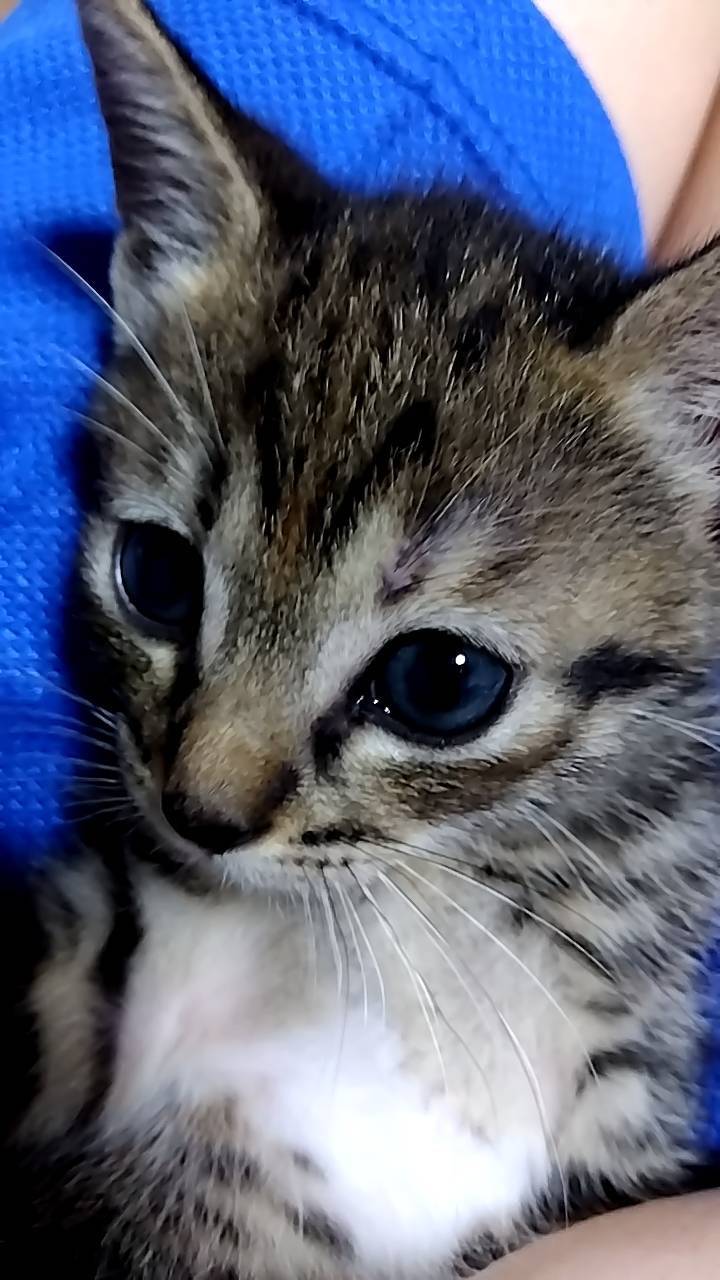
2,0,720,1275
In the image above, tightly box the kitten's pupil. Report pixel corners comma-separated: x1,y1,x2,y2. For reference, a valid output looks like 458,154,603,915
362,630,512,745
116,523,203,637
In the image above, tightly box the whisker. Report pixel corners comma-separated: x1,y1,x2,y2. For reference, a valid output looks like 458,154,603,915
382,852,597,1083
519,811,599,906
629,707,720,750
75,412,188,489
320,869,351,1091
41,245,189,427
354,872,448,1096
333,877,370,1025
6,722,117,752
300,872,319,991
6,751,123,777
179,302,224,458
0,670,116,729
371,837,613,977
69,356,189,473
367,858,567,1226
63,777,126,796
371,865,496,1116
64,798,134,824
527,808,633,905
7,703,115,733
341,863,387,1025
317,868,344,1004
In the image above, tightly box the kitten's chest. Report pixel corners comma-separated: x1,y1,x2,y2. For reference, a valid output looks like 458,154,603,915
101,874,557,1271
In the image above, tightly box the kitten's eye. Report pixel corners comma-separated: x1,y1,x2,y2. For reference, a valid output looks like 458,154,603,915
358,630,512,745
116,522,203,638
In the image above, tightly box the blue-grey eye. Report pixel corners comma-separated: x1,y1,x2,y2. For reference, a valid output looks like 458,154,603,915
359,630,512,745
116,522,203,638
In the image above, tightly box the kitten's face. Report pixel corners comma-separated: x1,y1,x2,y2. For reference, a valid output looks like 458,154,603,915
77,0,720,893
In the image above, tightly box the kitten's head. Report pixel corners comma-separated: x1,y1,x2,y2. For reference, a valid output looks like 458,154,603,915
75,0,720,895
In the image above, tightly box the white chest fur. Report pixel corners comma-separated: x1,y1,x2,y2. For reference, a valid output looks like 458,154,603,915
104,873,576,1272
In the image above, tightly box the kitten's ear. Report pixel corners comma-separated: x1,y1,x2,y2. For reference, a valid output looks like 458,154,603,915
77,0,265,333
604,241,720,475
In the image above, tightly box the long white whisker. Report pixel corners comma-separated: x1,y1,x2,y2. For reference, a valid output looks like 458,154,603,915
519,811,600,906
629,707,720,750
367,859,567,1226
64,798,133,823
0,671,116,729
300,872,319,991
8,723,117,752
334,879,369,1025
75,412,188,489
7,751,123,776
179,302,224,458
357,874,448,1096
342,864,387,1025
528,808,632,905
372,837,613,978
320,869,351,1092
41,245,189,425
372,866,496,1118
383,853,596,1084
317,868,344,1004
69,357,189,473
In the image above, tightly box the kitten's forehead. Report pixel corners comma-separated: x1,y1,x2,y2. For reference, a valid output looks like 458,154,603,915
95,197,710,671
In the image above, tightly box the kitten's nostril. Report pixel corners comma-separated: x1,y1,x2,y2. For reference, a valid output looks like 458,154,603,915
161,791,250,855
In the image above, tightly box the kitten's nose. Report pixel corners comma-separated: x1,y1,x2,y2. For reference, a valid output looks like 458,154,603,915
162,791,253,854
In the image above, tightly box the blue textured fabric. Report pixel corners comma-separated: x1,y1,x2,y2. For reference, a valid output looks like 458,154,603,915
10,0,718,1164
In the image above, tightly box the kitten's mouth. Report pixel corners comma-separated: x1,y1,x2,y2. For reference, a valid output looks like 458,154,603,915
134,783,376,890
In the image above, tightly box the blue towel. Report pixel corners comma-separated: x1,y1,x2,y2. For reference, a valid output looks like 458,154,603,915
9,0,718,1165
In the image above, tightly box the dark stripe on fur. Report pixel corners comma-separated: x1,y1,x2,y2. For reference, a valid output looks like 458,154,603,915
0,867,49,1142
585,1042,666,1083
454,1232,507,1273
317,398,437,562
566,642,683,705
196,447,230,533
595,1044,664,1076
531,1161,705,1234
75,857,142,1128
451,303,504,374
244,353,288,536
287,1206,355,1258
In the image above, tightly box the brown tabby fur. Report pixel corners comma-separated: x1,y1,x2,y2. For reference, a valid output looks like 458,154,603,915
2,0,720,1276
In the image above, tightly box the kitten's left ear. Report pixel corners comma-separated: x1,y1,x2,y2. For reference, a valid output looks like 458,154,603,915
77,0,331,335
77,0,263,332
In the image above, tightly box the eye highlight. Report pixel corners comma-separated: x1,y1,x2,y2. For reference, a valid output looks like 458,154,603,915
356,630,512,746
115,522,203,639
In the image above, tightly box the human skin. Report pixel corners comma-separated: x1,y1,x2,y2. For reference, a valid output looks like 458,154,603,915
536,0,720,258
484,1191,720,1278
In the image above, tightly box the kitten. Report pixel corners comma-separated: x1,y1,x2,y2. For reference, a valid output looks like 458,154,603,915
2,0,720,1275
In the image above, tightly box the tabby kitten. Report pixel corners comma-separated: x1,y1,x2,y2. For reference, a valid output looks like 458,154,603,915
2,0,720,1275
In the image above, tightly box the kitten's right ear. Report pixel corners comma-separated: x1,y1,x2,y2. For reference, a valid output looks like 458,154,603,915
77,0,266,335
602,239,720,501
